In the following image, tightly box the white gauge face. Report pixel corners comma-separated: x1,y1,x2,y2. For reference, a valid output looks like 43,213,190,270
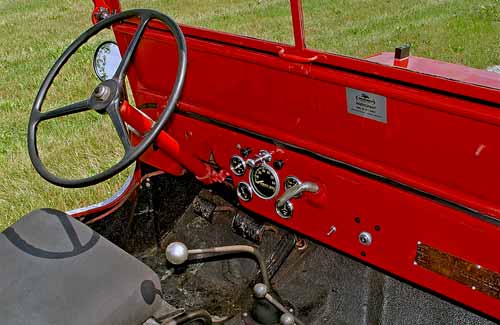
230,155,246,176
93,41,122,81
250,164,279,199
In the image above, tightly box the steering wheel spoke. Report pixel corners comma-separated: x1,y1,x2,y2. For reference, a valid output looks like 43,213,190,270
107,104,132,152
39,99,90,121
113,14,151,82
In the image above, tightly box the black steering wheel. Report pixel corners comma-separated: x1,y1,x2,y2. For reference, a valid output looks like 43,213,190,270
28,9,187,188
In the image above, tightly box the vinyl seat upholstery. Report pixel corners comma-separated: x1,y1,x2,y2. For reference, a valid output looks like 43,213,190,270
0,208,163,325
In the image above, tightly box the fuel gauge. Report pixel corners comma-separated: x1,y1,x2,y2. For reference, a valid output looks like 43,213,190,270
237,182,253,202
230,155,246,176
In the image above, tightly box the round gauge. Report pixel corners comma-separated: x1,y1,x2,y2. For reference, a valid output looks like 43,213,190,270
276,201,293,219
237,182,253,202
284,176,301,190
230,155,246,176
284,176,302,198
250,164,279,199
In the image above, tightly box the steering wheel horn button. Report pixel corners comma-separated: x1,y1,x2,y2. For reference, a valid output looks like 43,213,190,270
89,79,119,113
94,85,111,101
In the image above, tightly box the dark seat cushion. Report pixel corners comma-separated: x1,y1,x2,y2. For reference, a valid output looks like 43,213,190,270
0,209,163,325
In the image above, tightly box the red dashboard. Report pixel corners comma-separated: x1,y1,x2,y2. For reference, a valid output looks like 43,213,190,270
110,13,500,320
166,111,500,319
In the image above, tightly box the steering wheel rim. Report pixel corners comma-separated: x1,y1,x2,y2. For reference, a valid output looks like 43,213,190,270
27,9,187,188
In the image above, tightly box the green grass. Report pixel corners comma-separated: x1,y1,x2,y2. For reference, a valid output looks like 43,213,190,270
0,0,498,231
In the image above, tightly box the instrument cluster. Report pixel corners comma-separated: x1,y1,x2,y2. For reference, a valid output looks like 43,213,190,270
230,147,311,219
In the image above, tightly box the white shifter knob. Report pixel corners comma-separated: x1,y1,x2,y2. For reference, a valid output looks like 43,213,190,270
165,242,189,265
280,313,295,325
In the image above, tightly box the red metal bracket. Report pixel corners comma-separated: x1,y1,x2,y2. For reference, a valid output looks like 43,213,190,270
278,47,318,63
91,0,121,24
120,101,228,184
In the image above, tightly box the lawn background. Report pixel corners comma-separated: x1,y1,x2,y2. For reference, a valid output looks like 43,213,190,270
0,0,498,230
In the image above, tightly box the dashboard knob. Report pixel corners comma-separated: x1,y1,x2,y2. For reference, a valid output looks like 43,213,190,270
359,232,373,246
240,147,252,158
273,159,285,170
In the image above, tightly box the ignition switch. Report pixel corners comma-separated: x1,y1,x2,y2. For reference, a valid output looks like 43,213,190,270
359,232,373,246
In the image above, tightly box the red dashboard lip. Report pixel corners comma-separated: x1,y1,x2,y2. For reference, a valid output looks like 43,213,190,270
102,0,500,106
116,17,500,106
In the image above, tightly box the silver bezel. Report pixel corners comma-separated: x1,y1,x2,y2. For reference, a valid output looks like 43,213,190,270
284,175,301,190
249,163,280,200
276,200,294,219
230,155,246,176
93,41,121,81
236,182,253,202
284,175,303,198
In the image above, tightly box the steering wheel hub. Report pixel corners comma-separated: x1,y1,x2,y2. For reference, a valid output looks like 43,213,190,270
89,79,119,113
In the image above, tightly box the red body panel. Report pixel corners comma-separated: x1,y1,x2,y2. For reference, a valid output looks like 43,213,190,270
102,1,500,319
115,24,500,218
367,52,500,90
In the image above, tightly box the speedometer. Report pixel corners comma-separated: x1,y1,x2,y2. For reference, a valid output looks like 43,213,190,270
250,164,279,199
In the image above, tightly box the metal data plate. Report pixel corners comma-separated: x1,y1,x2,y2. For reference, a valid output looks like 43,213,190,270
415,242,500,299
346,88,387,123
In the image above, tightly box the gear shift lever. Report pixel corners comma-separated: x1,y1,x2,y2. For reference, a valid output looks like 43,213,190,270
253,283,305,325
165,242,271,288
165,242,305,325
